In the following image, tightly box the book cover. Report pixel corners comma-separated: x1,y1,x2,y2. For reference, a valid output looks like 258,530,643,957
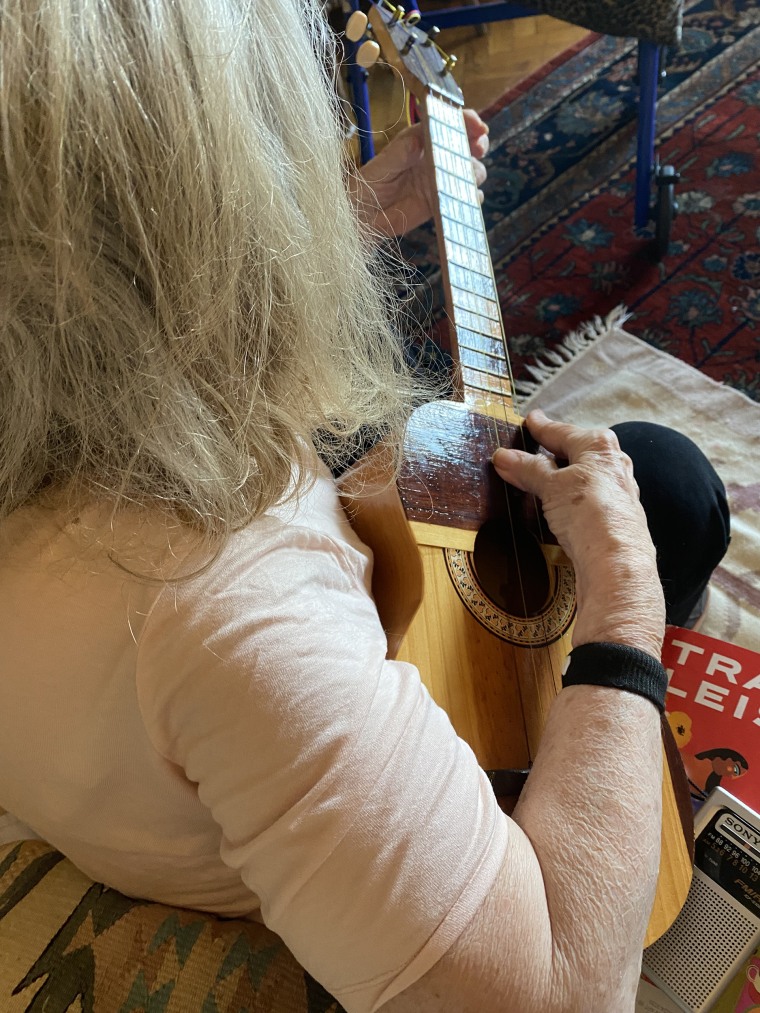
711,944,760,1012
663,626,760,812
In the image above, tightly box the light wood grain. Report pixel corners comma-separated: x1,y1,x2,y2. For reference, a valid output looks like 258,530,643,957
342,473,692,946
648,762,694,947
341,2,693,947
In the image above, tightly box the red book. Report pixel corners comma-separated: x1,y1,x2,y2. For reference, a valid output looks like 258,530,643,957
663,626,760,812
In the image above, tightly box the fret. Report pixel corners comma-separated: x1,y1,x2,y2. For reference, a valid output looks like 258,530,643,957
439,193,482,232
427,115,470,157
426,93,514,409
459,365,512,398
448,263,497,301
436,168,480,207
441,217,489,256
453,306,504,340
458,345,509,375
429,95,463,129
452,286,500,322
455,328,508,360
458,341,507,364
432,146,473,184
444,238,491,278
427,116,466,157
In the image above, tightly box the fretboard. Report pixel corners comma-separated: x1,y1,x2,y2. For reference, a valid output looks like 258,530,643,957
424,93,513,411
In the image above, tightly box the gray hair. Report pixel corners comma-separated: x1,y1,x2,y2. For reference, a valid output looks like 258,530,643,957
0,0,423,536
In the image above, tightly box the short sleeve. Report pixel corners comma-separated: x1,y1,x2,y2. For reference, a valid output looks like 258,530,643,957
136,510,508,1012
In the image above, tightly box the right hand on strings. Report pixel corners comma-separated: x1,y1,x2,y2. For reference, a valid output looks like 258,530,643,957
491,410,666,660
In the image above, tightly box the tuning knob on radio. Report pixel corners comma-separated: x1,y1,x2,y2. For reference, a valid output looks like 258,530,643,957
344,10,368,42
356,39,381,68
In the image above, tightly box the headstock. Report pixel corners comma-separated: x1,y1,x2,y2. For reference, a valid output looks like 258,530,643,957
347,2,464,107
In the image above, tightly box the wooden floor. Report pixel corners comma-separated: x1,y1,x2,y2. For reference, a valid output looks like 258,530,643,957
364,13,589,150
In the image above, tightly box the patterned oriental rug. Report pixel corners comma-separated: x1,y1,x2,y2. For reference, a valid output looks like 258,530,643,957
400,0,760,400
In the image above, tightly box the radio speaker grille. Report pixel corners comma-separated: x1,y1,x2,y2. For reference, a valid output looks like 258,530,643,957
643,874,759,1012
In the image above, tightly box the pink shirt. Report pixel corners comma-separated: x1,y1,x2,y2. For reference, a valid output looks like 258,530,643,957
0,468,507,1012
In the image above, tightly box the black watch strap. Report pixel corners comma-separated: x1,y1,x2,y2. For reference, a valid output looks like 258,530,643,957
563,641,668,712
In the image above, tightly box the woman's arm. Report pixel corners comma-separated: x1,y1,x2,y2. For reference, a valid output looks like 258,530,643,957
383,411,665,1013
138,415,665,1013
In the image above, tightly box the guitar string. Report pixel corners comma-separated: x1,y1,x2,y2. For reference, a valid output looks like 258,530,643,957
440,95,558,652
372,0,686,921
427,89,566,750
380,8,543,651
375,0,568,764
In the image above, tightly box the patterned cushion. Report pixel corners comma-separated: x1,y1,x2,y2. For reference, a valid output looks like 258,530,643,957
0,839,346,1013
419,0,683,46
532,0,683,46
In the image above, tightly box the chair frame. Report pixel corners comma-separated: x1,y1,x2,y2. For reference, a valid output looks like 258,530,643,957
342,0,676,243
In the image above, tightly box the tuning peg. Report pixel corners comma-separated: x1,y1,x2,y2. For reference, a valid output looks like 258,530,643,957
423,24,440,46
391,5,405,22
345,10,368,43
356,39,381,68
442,53,458,74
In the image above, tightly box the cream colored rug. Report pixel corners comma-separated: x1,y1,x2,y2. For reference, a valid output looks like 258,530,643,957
521,311,760,651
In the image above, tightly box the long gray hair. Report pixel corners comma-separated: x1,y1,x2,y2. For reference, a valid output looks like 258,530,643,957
0,0,421,536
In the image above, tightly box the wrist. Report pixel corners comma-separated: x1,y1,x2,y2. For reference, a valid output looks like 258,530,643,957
572,623,664,664
571,555,665,660
563,641,669,711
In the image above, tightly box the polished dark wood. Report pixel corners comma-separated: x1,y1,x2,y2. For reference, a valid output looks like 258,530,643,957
398,400,521,529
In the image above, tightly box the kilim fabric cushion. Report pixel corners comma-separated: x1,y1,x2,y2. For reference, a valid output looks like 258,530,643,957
533,0,682,45
416,0,684,45
0,839,346,1012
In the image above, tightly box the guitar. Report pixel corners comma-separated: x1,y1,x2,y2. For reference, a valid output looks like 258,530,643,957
339,0,693,946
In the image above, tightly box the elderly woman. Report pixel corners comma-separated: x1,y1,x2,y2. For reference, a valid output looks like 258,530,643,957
0,2,727,1012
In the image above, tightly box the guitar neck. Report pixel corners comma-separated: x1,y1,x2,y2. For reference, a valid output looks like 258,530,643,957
422,93,514,413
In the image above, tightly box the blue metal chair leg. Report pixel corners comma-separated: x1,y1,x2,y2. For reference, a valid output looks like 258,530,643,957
344,3,670,241
635,41,660,230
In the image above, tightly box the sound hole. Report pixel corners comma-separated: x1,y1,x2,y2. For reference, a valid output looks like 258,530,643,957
472,519,550,618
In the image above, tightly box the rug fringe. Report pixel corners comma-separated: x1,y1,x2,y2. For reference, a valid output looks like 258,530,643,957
515,305,630,400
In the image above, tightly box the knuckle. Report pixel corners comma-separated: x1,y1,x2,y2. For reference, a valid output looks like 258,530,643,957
588,427,620,453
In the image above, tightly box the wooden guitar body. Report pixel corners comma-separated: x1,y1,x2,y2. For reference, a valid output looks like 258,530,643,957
341,398,692,946
394,398,572,770
342,0,694,945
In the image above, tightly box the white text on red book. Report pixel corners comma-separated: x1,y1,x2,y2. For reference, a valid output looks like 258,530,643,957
666,639,760,725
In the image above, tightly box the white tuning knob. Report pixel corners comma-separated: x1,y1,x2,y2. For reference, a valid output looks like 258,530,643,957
345,11,368,42
356,39,381,68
